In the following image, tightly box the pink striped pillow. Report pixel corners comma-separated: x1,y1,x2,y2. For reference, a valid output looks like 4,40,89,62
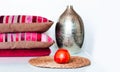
0,15,53,33
0,33,54,49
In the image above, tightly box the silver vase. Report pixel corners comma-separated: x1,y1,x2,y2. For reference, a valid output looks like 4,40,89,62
55,5,84,54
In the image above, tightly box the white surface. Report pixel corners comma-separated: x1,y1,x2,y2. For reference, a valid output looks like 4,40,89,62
0,0,120,72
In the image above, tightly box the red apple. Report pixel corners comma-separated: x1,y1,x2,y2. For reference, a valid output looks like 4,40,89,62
54,48,70,64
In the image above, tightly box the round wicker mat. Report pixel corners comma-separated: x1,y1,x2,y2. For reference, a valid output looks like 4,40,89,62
29,56,90,69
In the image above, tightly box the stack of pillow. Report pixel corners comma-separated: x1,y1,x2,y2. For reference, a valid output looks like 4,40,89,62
0,15,54,57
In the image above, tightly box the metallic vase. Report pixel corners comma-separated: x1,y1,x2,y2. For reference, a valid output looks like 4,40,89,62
55,5,84,54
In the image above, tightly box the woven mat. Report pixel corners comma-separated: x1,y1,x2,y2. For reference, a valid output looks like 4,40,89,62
29,56,91,69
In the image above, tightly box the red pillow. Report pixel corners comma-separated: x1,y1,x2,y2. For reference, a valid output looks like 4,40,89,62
0,48,51,57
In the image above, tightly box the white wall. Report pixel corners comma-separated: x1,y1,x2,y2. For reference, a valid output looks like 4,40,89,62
0,0,120,72
92,0,120,72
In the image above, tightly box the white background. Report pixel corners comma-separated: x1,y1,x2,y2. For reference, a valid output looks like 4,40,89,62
0,0,120,72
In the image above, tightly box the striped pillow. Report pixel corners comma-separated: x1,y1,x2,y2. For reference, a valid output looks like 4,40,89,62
0,33,54,49
0,15,53,33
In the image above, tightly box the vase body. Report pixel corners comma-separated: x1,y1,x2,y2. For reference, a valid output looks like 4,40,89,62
55,5,84,54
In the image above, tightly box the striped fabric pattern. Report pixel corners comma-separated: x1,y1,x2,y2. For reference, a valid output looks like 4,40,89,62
0,33,53,42
0,15,49,23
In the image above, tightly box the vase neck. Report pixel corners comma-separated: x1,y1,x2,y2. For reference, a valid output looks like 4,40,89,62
66,5,73,12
